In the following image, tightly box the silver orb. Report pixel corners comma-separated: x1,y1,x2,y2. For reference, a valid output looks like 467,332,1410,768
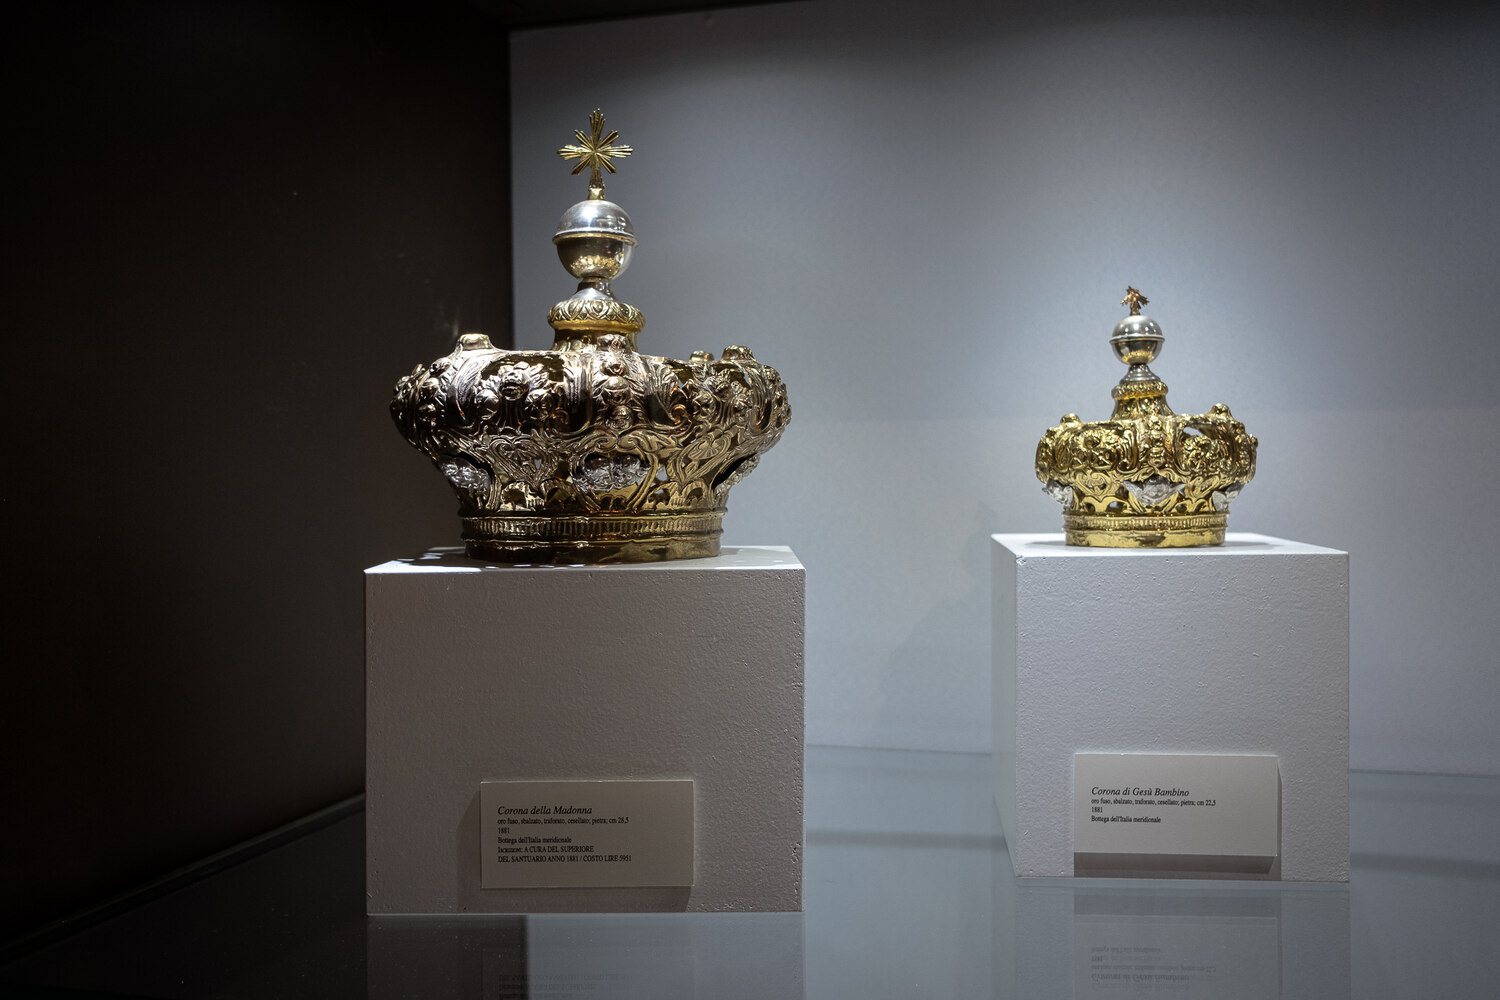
553,199,636,281
1109,314,1164,366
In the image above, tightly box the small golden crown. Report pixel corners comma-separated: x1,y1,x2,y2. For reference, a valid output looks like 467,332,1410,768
391,111,790,563
1035,288,1256,547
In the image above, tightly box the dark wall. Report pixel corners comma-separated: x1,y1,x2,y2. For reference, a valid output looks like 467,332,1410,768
2,0,510,942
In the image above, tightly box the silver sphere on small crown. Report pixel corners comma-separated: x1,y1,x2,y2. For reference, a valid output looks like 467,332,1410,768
1110,285,1163,367
1110,313,1164,366
553,198,636,282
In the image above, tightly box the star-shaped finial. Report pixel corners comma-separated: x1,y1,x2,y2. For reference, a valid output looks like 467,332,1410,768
558,109,633,200
1122,286,1148,316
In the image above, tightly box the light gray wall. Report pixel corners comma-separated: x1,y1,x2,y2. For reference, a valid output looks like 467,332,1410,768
511,0,1500,775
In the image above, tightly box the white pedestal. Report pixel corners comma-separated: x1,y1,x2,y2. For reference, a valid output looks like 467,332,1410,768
992,533,1349,881
365,545,805,913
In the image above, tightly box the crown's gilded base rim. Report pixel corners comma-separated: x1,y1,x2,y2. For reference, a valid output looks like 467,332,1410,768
461,511,724,564
1062,511,1227,548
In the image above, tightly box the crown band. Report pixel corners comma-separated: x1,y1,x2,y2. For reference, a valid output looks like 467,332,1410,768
1062,511,1227,548
462,511,725,564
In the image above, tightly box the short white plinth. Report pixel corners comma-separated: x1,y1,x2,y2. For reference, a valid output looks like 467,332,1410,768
365,546,805,913
992,533,1349,881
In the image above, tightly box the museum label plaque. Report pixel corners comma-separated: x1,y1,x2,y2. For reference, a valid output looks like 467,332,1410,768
479,779,694,889
1074,753,1279,874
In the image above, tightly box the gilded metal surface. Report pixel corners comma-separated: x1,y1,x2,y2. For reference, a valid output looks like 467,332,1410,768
546,297,645,336
1036,289,1256,547
558,108,633,200
392,111,790,563
463,512,724,564
1063,511,1227,548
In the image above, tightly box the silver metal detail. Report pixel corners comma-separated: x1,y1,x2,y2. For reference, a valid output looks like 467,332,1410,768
554,199,636,282
1110,313,1165,367
1123,475,1187,505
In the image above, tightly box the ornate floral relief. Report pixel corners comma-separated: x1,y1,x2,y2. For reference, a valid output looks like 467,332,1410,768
1036,405,1256,519
392,339,789,524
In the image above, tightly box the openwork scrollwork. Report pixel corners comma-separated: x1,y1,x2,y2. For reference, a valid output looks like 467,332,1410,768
1036,290,1256,547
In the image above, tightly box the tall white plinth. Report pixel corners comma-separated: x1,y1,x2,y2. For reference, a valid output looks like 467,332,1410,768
992,533,1349,881
365,545,805,913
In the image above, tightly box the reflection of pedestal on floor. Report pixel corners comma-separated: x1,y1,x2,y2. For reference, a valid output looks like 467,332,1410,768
992,533,1349,881
366,912,805,1000
992,868,1351,999
525,913,804,998
365,546,805,914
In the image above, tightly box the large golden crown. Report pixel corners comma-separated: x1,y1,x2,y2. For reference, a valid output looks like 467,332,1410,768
391,111,790,563
1035,288,1256,547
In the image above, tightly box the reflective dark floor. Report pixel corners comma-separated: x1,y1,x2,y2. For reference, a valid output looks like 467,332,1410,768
3,748,1497,998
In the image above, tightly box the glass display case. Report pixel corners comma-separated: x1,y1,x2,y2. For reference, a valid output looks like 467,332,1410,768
3,746,1496,999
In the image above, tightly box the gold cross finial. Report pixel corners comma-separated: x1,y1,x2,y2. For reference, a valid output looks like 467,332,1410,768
1122,286,1148,316
558,109,633,200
